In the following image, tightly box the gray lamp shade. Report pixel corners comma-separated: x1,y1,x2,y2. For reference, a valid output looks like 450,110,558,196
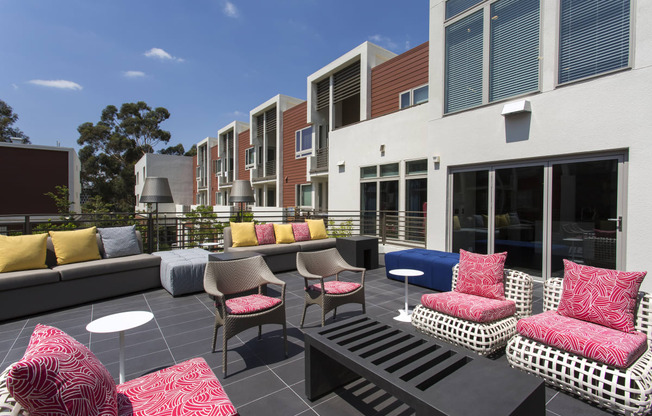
229,180,255,203
139,177,174,203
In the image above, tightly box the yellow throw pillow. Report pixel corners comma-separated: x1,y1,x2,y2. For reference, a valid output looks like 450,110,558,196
274,224,295,244
230,222,258,247
453,215,461,231
305,219,328,240
0,234,48,273
49,227,101,265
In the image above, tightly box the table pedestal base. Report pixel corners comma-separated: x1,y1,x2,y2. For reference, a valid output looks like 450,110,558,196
394,309,412,322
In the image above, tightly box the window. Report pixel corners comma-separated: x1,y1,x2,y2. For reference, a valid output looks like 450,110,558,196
380,163,399,177
445,0,540,113
400,85,429,109
360,166,377,178
446,0,484,19
295,126,313,158
559,0,630,84
406,159,428,175
245,148,255,170
213,159,222,175
298,184,312,207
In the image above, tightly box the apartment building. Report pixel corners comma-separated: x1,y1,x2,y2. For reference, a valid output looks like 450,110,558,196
134,153,194,212
330,0,652,288
0,141,81,215
213,121,249,206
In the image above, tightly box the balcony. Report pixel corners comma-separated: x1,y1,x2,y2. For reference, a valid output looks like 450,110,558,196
218,171,234,187
252,160,276,182
309,147,329,174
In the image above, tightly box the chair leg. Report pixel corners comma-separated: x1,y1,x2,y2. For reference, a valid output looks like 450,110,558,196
222,334,228,377
211,321,219,353
362,302,366,315
333,307,337,320
321,306,326,327
300,303,308,328
258,325,262,340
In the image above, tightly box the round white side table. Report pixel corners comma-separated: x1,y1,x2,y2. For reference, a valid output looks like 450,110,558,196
86,311,154,383
389,269,424,322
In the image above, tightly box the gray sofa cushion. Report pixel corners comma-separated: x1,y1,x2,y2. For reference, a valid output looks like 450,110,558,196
0,268,60,291
53,254,161,281
152,248,209,296
227,243,300,256
296,238,337,252
98,225,141,258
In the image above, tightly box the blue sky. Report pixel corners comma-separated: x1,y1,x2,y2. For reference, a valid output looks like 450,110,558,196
0,0,428,152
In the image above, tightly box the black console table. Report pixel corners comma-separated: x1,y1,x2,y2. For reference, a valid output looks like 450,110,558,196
304,316,544,416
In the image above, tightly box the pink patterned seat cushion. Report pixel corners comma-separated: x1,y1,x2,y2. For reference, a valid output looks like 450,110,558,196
421,291,516,323
292,223,311,242
558,260,647,333
255,223,275,245
225,294,282,315
455,249,507,300
517,311,648,368
7,324,118,416
308,281,361,294
117,357,237,416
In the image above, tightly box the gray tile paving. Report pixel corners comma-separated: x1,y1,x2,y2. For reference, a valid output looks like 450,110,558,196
0,257,613,416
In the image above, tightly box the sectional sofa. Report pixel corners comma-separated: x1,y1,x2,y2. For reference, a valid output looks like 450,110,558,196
0,230,161,321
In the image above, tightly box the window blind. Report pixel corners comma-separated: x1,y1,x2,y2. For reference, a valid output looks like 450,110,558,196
445,10,484,114
559,0,630,84
316,78,330,111
333,61,361,104
489,0,540,102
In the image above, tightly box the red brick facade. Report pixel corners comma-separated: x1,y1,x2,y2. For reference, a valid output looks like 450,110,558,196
282,102,309,207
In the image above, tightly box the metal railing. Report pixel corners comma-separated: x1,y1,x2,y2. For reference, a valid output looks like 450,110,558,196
252,160,276,181
315,147,328,171
0,209,426,253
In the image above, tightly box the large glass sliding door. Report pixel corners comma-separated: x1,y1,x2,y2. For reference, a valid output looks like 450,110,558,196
450,155,623,278
551,159,619,275
361,182,377,235
494,166,544,274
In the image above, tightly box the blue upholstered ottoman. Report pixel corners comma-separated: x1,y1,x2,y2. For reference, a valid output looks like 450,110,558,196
153,248,210,296
385,249,460,292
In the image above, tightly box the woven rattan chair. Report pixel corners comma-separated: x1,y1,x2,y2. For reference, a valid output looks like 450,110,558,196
296,248,366,328
411,264,533,356
203,255,287,376
507,277,652,416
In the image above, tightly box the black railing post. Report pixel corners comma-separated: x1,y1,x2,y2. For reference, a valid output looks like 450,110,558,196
380,211,386,245
24,215,31,235
147,214,154,253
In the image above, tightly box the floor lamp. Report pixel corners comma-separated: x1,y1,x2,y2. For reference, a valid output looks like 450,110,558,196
229,180,255,222
140,177,174,250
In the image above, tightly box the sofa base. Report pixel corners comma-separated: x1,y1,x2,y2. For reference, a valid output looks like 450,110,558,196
411,304,517,356
0,267,161,322
506,334,652,416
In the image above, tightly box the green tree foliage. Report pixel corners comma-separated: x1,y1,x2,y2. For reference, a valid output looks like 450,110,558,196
185,205,224,246
159,143,185,155
77,101,172,211
185,144,197,157
0,99,30,143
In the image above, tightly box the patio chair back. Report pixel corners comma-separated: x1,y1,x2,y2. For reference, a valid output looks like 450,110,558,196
204,255,274,295
296,248,352,278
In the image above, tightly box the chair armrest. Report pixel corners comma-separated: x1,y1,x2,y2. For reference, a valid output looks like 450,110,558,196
543,277,564,312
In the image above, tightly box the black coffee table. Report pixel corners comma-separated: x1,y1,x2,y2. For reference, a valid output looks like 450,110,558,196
304,316,544,416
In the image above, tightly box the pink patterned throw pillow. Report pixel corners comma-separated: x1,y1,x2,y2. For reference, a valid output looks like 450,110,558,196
255,223,276,245
558,260,647,333
7,324,118,416
455,249,507,300
292,222,311,242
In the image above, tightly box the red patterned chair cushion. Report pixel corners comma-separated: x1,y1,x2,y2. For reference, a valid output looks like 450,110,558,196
254,223,275,245
455,249,507,300
517,311,648,368
117,357,237,416
7,324,118,416
225,294,281,315
308,281,361,295
421,291,516,323
291,223,311,242
558,260,647,333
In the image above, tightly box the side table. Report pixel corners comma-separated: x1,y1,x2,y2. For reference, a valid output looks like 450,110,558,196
388,269,424,322
336,236,379,269
87,311,154,383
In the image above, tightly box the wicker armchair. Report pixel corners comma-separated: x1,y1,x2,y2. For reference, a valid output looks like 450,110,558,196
507,277,652,416
296,248,366,328
411,264,533,356
203,255,287,376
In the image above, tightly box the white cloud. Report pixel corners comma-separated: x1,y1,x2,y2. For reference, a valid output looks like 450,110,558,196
28,79,82,90
123,70,146,78
368,34,399,52
223,1,238,18
11,83,18,90
144,47,184,62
